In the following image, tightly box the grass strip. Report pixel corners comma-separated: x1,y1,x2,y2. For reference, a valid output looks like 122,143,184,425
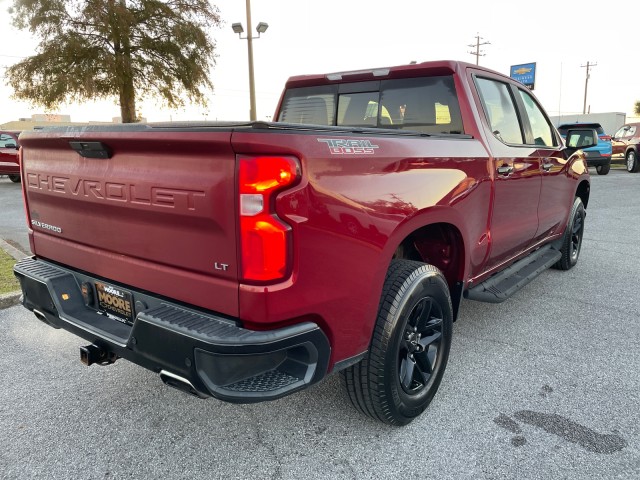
0,249,19,295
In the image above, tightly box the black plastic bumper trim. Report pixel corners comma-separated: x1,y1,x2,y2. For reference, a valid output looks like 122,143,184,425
14,257,331,402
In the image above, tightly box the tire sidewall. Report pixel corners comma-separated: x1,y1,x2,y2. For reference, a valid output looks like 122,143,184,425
568,198,585,267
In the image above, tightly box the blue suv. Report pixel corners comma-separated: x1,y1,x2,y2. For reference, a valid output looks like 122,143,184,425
557,122,612,175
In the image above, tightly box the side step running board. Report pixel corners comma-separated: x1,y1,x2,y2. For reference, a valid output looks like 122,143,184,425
465,246,561,303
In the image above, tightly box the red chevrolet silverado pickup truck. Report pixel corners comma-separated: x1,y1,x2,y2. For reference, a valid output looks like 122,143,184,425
14,60,594,425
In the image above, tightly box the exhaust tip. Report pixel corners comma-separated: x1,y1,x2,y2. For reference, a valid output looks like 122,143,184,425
160,370,207,398
31,308,61,329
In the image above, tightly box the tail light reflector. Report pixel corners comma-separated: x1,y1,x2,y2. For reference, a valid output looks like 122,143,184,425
239,156,300,282
600,135,611,142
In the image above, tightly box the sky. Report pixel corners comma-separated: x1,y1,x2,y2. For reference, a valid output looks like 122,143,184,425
1,0,639,124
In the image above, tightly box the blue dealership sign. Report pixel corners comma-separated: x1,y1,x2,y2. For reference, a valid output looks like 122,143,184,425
510,62,536,89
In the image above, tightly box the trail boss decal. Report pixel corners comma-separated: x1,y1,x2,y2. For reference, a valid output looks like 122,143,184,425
317,138,379,155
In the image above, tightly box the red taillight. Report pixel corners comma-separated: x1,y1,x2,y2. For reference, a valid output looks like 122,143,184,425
239,156,300,282
600,135,611,142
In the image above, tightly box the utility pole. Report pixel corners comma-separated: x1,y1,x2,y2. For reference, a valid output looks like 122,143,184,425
581,61,597,115
468,34,490,65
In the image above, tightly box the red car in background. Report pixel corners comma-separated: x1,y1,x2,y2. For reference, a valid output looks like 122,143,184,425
0,130,21,183
611,123,640,172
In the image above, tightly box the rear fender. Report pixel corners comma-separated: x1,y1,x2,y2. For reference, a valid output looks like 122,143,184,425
375,206,470,304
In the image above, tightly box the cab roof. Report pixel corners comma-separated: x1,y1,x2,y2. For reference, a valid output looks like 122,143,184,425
284,60,511,89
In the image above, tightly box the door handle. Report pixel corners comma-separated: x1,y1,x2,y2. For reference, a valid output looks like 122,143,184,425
497,165,514,175
542,162,554,171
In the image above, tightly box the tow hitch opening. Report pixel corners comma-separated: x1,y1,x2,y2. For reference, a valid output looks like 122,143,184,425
80,344,118,366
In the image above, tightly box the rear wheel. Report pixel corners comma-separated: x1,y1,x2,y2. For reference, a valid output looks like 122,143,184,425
341,260,453,425
627,150,639,173
595,164,610,175
553,197,585,271
8,174,21,183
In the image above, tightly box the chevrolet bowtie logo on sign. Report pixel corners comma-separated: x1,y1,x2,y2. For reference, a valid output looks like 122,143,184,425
510,62,536,90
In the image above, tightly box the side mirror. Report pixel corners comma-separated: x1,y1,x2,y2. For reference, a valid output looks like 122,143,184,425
565,128,598,154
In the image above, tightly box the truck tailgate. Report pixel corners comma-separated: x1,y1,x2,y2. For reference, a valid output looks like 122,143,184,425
19,128,239,317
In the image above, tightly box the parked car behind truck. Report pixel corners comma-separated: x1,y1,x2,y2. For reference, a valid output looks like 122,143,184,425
557,122,612,175
611,122,640,172
0,130,21,182
14,60,593,425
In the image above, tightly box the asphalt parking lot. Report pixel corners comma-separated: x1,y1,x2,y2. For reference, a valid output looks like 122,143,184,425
0,176,29,254
0,169,639,479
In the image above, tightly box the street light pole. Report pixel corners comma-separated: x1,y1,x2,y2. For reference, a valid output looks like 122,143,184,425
245,0,256,121
232,1,268,121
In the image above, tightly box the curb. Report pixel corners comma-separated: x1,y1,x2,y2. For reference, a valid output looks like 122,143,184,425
1,238,26,310
0,291,21,310
0,238,27,261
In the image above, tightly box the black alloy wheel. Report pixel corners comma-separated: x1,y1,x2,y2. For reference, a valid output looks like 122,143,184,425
627,150,640,173
398,297,444,395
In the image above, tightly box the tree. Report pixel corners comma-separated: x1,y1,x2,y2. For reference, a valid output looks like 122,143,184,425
635,101,640,117
6,0,221,123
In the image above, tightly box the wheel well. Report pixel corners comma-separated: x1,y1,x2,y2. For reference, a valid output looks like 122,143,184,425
392,223,465,292
576,180,590,209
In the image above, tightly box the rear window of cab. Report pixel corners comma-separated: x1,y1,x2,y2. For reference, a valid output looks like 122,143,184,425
278,76,464,135
557,124,605,136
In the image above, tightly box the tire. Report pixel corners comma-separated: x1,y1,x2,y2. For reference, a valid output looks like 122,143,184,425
627,150,640,173
553,197,585,271
341,260,453,425
8,174,21,183
595,164,610,175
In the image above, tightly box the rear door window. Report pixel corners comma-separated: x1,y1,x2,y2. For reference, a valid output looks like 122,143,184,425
475,77,524,144
517,89,556,146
